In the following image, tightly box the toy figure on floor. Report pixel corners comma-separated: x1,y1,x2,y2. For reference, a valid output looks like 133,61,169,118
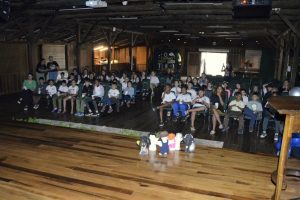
149,133,159,152
175,133,183,151
168,133,176,151
183,133,195,153
137,136,151,155
158,131,169,156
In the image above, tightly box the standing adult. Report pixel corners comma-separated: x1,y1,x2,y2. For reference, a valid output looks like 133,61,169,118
36,58,48,81
47,56,59,81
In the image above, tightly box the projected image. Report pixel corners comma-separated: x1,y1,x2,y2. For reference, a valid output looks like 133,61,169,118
200,52,227,76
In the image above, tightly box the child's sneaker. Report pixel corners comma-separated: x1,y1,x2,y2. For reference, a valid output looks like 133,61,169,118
100,106,106,113
74,112,80,116
191,127,196,132
57,109,62,113
51,108,58,113
107,108,113,114
24,106,28,111
85,112,92,117
274,133,279,141
79,112,85,117
210,130,216,135
219,124,224,129
35,104,39,109
159,122,164,127
260,131,267,139
17,98,23,104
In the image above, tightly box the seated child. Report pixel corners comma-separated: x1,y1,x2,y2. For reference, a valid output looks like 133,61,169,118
52,80,68,113
187,88,210,131
172,85,192,122
260,92,281,141
45,80,58,112
123,81,135,107
63,79,79,114
90,79,104,116
171,80,181,96
244,93,263,133
241,89,249,105
154,84,176,127
18,73,37,111
223,92,245,134
210,86,226,135
187,82,197,100
101,82,120,114
149,71,159,96
32,77,47,110
75,78,93,117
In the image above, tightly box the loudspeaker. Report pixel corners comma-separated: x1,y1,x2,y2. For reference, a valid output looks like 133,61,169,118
0,0,10,22
232,0,272,18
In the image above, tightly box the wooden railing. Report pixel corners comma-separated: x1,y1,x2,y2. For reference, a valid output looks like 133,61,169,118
0,73,25,95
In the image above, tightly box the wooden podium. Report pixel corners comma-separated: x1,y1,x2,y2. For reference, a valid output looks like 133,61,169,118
268,96,300,200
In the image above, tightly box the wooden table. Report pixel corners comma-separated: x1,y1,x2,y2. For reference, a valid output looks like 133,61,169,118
268,96,300,200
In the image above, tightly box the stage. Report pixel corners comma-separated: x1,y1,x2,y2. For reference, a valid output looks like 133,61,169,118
0,121,299,200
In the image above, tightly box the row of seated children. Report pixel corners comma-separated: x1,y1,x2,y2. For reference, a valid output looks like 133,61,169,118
17,73,136,116
154,81,283,141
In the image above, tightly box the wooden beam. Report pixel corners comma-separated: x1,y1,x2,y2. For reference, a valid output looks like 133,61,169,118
277,12,300,39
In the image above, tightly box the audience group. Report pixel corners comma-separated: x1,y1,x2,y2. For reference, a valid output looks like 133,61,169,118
18,57,291,141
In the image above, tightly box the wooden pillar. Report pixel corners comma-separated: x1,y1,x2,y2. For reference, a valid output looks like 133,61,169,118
291,37,300,87
282,33,291,80
107,32,112,71
76,24,81,70
130,33,133,71
277,38,284,80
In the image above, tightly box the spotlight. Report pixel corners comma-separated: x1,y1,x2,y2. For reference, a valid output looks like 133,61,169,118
122,1,128,6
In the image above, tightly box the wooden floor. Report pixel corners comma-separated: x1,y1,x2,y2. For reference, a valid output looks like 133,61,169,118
0,121,299,200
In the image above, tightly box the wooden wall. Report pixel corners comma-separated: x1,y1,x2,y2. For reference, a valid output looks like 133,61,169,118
0,43,29,95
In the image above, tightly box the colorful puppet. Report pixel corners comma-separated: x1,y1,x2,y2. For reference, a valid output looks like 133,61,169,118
168,133,176,151
158,131,169,156
149,133,159,152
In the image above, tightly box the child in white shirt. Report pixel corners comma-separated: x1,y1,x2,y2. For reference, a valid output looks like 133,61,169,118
154,84,176,127
171,80,181,96
187,88,210,131
90,79,104,116
101,82,120,114
46,80,58,112
52,80,68,113
172,85,192,121
187,82,197,100
63,79,79,114
149,71,159,96
123,81,135,107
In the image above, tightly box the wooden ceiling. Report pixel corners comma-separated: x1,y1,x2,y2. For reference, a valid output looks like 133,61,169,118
1,0,300,47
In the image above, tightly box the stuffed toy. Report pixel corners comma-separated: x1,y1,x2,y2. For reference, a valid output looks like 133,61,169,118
168,133,176,151
149,133,159,152
183,133,196,153
137,136,151,155
158,131,169,156
175,133,183,151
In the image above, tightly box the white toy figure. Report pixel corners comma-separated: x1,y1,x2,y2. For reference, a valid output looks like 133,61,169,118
168,133,176,151
149,133,159,151
175,133,183,151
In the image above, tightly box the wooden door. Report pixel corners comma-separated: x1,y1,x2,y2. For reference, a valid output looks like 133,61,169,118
187,52,201,77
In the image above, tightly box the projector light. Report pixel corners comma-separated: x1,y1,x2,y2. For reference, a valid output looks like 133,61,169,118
85,0,107,8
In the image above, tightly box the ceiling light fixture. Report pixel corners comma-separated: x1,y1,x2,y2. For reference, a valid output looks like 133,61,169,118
140,25,164,28
164,2,223,6
85,0,108,8
122,0,128,6
174,33,191,36
109,16,138,20
160,30,179,33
